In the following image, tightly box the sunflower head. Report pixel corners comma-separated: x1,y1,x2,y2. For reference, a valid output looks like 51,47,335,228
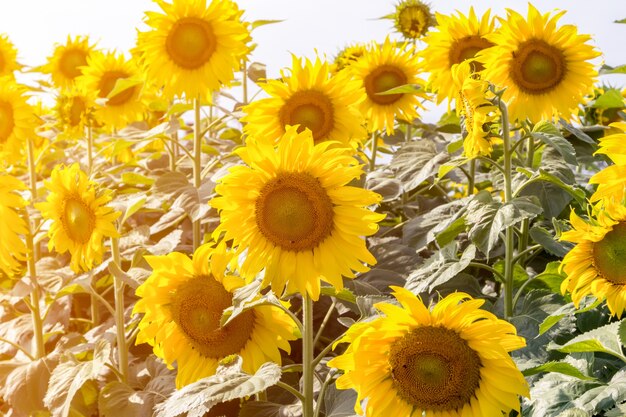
77,51,146,129
421,7,495,104
35,164,120,272
0,78,35,162
350,37,427,135
133,242,297,388
333,43,368,73
136,0,250,100
242,55,366,146
41,35,96,90
0,34,20,78
54,86,95,140
561,201,626,318
0,175,28,277
392,0,435,39
212,126,384,300
328,287,529,417
590,123,626,203
479,4,600,122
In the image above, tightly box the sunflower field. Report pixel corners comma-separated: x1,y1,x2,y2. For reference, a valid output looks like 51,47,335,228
0,0,625,416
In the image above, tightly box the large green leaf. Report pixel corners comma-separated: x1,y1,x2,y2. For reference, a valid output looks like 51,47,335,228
522,361,594,380
532,122,577,165
549,321,626,361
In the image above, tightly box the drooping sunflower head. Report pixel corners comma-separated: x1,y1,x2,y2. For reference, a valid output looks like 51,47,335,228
136,0,250,100
41,35,96,90
392,0,435,40
329,287,529,417
35,164,120,272
421,7,495,104
561,201,626,318
0,78,35,162
590,122,626,203
479,4,600,122
54,86,94,140
452,61,499,159
0,175,28,277
133,242,297,388
212,126,385,300
0,34,20,78
242,55,366,146
350,37,428,135
333,43,368,73
77,51,145,129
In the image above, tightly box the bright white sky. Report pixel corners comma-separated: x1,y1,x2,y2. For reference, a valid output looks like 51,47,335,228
0,0,624,115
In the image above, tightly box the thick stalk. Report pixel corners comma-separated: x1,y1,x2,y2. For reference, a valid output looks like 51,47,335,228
499,100,515,319
518,137,535,260
192,97,202,250
369,133,378,171
111,237,128,382
302,295,315,417
467,159,476,197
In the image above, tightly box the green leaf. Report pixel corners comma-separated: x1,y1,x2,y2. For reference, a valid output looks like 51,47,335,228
572,368,626,414
437,111,461,134
538,299,601,335
106,76,143,101
221,283,282,327
616,18,626,23
606,402,626,417
437,157,469,180
405,243,476,293
528,261,567,293
599,64,626,75
559,119,597,145
619,320,626,347
391,140,449,191
522,361,594,380
434,216,466,247
532,122,577,166
530,226,573,258
154,357,281,417
120,195,147,226
549,321,626,360
320,286,357,304
323,384,360,417
250,19,284,30
376,83,422,95
592,88,626,109
121,172,155,187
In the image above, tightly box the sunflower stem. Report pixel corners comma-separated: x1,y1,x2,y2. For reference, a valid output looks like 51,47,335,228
518,136,535,263
499,99,515,319
369,133,378,171
314,369,336,417
192,97,202,250
242,59,249,105
467,159,476,196
111,236,129,382
26,219,45,359
302,294,315,417
169,113,179,172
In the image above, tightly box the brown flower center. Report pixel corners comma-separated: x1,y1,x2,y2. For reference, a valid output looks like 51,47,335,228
255,172,334,251
364,64,408,105
97,70,136,106
279,90,335,143
448,35,493,72
166,17,216,70
397,3,432,39
389,326,482,411
593,222,626,285
0,101,15,144
59,48,89,80
170,277,255,358
62,198,95,244
68,96,87,127
510,39,566,95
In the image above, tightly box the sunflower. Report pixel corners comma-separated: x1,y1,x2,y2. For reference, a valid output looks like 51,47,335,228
41,35,96,90
333,43,368,73
590,122,626,203
211,127,384,301
133,242,297,388
242,56,366,146
421,8,495,104
350,37,427,135
392,0,435,40
36,164,120,272
54,86,94,140
0,34,20,78
479,4,599,122
0,79,35,162
77,51,145,129
560,201,626,318
0,175,28,277
328,287,529,417
136,0,249,100
452,61,499,159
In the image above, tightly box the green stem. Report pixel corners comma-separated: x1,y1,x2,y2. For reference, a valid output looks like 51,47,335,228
313,298,336,348
192,97,202,250
499,99,515,319
314,370,336,417
369,133,378,171
242,59,249,105
467,159,476,197
277,381,305,403
302,295,314,417
169,114,179,172
468,262,505,283
518,137,535,262
111,237,128,382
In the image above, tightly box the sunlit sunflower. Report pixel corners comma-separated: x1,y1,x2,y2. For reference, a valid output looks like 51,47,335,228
242,56,366,146
392,0,435,40
77,51,145,129
590,122,626,203
333,43,368,73
479,4,599,122
211,127,384,301
133,242,297,389
0,79,35,162
421,8,495,104
0,34,20,78
560,201,626,318
35,164,120,272
328,287,529,417
54,86,94,140
0,175,28,277
452,61,499,159
136,0,249,100
41,35,96,90
350,37,427,135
